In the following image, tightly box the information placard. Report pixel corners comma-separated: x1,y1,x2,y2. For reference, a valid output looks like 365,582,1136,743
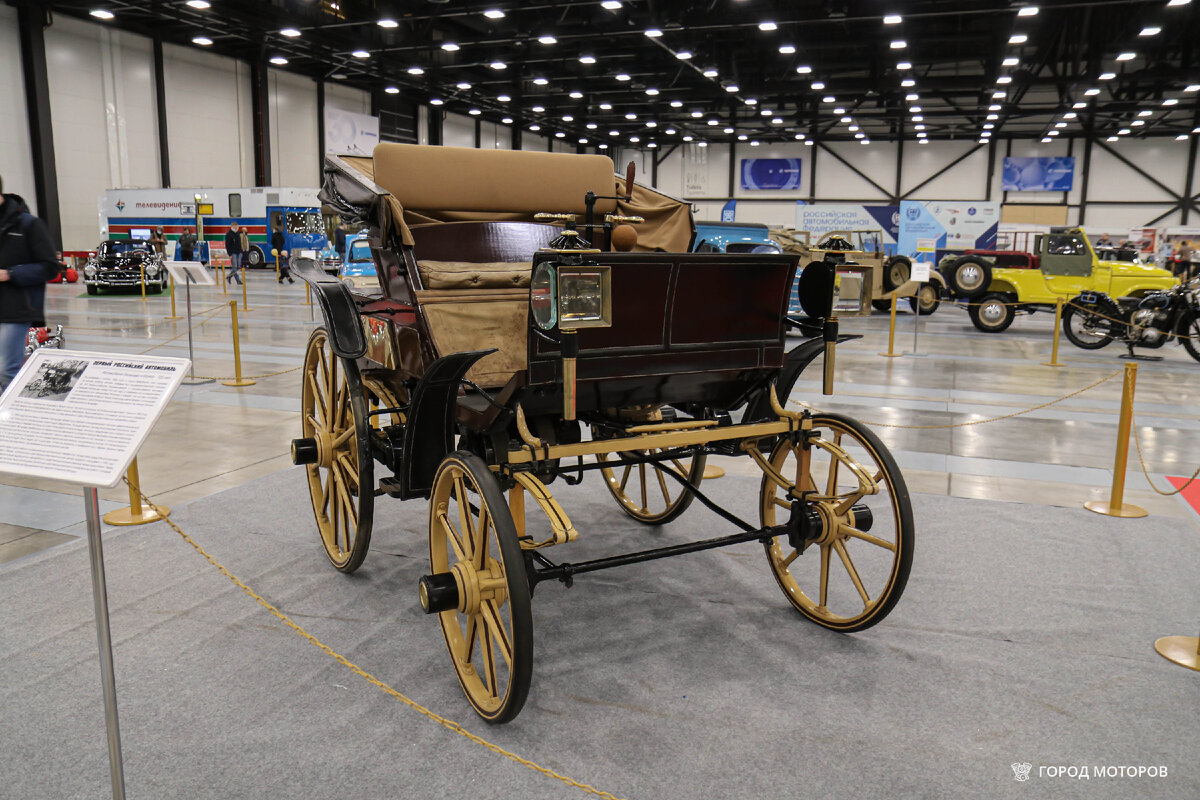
911,261,931,282
164,261,216,285
0,350,190,488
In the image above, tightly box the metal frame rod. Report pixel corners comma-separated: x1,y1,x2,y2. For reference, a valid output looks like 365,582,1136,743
84,486,127,800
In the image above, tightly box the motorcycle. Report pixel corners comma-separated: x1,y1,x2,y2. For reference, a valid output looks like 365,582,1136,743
1061,279,1200,362
25,324,65,357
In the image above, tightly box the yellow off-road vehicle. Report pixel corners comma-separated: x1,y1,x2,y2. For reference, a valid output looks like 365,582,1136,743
937,226,1177,332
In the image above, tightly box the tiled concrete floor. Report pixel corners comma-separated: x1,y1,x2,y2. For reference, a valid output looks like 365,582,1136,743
2,271,1198,564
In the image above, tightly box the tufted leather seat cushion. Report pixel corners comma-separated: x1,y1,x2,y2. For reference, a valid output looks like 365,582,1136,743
417,260,530,290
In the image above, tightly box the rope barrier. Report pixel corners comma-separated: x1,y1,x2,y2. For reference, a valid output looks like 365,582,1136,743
122,480,627,800
135,305,227,355
1062,299,1200,341
1131,414,1200,496
191,365,302,381
793,370,1122,430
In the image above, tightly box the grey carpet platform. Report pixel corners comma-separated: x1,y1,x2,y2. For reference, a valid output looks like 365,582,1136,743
2,466,1198,800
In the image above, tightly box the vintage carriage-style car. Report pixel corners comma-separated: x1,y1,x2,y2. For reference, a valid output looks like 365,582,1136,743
291,143,914,723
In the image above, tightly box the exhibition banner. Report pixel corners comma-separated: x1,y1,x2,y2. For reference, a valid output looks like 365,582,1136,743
740,158,803,190
897,201,999,259
1002,157,1075,192
795,204,900,253
720,199,737,222
324,108,380,156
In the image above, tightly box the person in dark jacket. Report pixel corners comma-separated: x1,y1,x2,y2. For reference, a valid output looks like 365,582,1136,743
225,222,243,284
0,176,59,392
179,226,197,261
334,222,347,257
270,227,293,283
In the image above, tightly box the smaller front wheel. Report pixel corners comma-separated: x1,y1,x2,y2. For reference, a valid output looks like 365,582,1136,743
1179,311,1200,362
968,293,1016,333
883,255,912,292
909,283,940,316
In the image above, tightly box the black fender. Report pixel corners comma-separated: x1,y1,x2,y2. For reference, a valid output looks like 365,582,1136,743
400,348,496,500
294,257,366,359
744,334,858,422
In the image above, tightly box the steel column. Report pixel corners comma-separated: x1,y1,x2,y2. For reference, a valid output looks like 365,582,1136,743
152,38,170,188
427,105,443,146
1182,134,1198,225
1078,134,1094,225
727,142,737,197
510,122,521,151
16,3,61,247
250,60,271,187
316,79,325,179
474,118,482,149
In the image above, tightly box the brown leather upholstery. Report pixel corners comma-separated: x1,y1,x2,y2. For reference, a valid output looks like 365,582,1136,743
373,144,618,216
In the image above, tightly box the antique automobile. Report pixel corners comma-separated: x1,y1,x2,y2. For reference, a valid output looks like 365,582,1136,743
292,143,914,723
936,227,1178,333
771,227,944,316
82,239,166,295
317,241,342,274
336,232,376,290
1061,278,1200,361
25,324,65,357
693,220,783,254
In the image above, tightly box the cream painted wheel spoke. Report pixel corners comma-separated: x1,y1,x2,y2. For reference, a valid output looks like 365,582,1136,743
336,453,359,489
437,512,470,564
773,496,790,511
841,523,896,551
332,426,355,450
669,458,689,478
307,376,327,423
834,540,871,608
481,600,514,668
655,466,672,506
453,474,475,560
461,614,479,665
780,547,800,569
639,463,648,512
618,464,632,491
474,509,492,570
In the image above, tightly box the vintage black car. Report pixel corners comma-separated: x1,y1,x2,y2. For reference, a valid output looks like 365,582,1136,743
83,239,167,295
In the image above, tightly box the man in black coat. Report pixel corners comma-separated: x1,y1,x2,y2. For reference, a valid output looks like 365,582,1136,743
0,175,59,392
225,222,243,284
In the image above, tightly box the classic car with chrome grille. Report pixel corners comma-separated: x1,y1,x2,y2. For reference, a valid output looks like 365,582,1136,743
291,143,915,723
82,239,166,295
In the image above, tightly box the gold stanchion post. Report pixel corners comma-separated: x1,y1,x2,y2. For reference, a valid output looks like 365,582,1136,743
220,260,227,294
240,266,252,312
223,300,256,387
702,464,726,479
1154,631,1200,671
164,272,181,320
139,262,147,302
1085,361,1148,518
102,456,169,525
1041,295,1066,367
879,293,901,358
304,282,312,305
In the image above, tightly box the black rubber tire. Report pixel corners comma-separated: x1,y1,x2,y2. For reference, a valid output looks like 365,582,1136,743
1179,311,1200,363
945,256,992,299
86,284,98,296
968,293,1016,333
246,246,265,267
759,413,914,632
871,299,893,312
1061,300,1115,350
883,255,912,292
909,283,940,316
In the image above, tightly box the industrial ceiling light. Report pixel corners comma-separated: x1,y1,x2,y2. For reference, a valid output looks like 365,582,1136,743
580,55,597,64
647,121,658,127
538,35,557,44
579,137,589,144
1131,119,1145,126
457,82,472,90
907,94,919,101
1176,134,1188,140
697,142,708,147
1073,101,1086,108
896,61,912,70
497,94,511,102
441,42,459,51
751,140,761,146
1009,34,1028,44
280,27,301,37
1137,109,1152,116
1099,72,1116,80
986,113,999,120
855,132,865,138
530,124,542,131
407,66,424,75
1167,0,1192,6
997,76,1013,84
811,81,825,90
1054,122,1067,128
912,115,923,121
599,143,609,150
703,68,719,78
901,78,915,87
615,73,631,81
1063,111,1077,119
779,45,796,54
1084,88,1100,95
629,135,639,141
502,117,513,124
891,40,907,49
834,107,846,114
988,104,1002,111
626,112,638,119
745,98,758,105
645,87,660,95
772,117,783,124
377,18,398,28
915,124,926,130
676,50,693,59
725,84,739,92
609,129,619,135
556,132,567,138
599,103,612,110
670,100,683,107
352,50,370,58
883,14,902,24
1047,130,1059,135
270,56,288,65
489,61,507,69
469,108,482,115
569,91,584,98
185,0,211,7
1041,137,1052,143
910,105,922,112
823,95,836,102
1163,98,1178,105
983,123,994,129
562,114,574,121
1107,136,1118,142
601,0,622,9
1002,57,1019,67
90,8,114,19
840,115,852,122
1118,128,1131,134
644,28,663,37
532,105,545,112
759,21,778,31
384,86,400,94
707,119,719,125
533,77,549,85
1185,85,1200,92
1115,52,1136,61
192,35,213,45
483,9,506,19
848,124,859,131
1139,26,1162,36
992,90,1007,98
587,122,597,129
724,126,734,133
796,65,812,74
665,127,676,134
430,98,444,105
1018,6,1039,16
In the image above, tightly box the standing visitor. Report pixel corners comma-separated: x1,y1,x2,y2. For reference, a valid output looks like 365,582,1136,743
1177,240,1194,282
0,175,59,393
225,222,243,284
334,222,347,258
179,226,197,262
149,226,167,257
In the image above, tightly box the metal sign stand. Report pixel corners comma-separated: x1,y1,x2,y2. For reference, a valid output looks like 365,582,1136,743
84,486,127,800
182,273,213,385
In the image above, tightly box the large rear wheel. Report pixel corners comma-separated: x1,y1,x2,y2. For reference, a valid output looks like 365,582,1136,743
300,327,374,573
759,414,913,631
597,444,707,525
1180,311,1200,363
1062,300,1116,349
427,452,533,723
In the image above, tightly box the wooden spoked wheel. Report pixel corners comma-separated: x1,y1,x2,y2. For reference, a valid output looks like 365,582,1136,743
429,452,533,723
301,327,374,573
759,413,913,631
597,448,707,525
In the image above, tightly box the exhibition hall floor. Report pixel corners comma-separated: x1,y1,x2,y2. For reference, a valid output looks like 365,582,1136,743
3,273,1199,798
3,272,1198,563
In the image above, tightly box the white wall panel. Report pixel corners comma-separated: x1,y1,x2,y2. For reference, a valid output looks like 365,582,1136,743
813,142,897,201
478,122,511,149
655,145,682,195
902,141,988,200
521,132,549,152
0,5,35,212
162,43,252,189
325,84,370,115
1088,139,1188,203
46,16,159,249
443,112,476,148
268,69,318,187
724,200,798,227
1083,203,1180,230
